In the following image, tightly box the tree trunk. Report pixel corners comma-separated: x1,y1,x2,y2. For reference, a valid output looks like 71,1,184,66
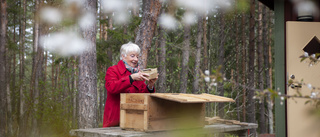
41,50,47,131
51,54,55,103
106,14,112,64
158,24,166,93
241,12,247,123
235,11,240,121
99,84,103,123
72,56,78,129
98,3,104,124
154,26,159,65
78,0,97,129
56,62,60,91
134,0,161,69
179,23,190,93
12,9,17,134
207,16,213,116
12,9,17,131
203,15,208,71
37,14,46,134
217,12,225,118
258,2,266,134
5,6,13,134
19,0,27,136
267,9,274,134
192,16,203,94
35,46,44,135
0,0,7,136
202,15,209,94
31,0,40,135
103,13,113,123
247,0,256,135
6,30,13,137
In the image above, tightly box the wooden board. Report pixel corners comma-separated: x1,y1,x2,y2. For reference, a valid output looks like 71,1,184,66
286,22,320,137
205,117,249,126
70,123,259,137
150,93,235,103
120,94,149,130
141,68,158,79
147,96,205,131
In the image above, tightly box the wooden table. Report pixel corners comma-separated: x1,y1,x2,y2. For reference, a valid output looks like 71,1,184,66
70,123,258,137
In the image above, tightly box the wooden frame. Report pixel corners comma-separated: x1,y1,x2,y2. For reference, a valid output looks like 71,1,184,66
120,93,234,132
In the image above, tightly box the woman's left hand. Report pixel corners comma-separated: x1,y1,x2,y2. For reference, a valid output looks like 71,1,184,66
147,74,159,89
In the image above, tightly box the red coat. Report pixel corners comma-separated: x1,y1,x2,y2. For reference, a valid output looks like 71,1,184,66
103,60,154,127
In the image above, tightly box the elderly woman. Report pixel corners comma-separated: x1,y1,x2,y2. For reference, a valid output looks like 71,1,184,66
103,42,158,127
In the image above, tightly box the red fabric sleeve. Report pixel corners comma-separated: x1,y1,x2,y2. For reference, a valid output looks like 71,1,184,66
105,67,131,95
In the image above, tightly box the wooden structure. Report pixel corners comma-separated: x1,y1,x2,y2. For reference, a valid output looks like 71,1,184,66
272,1,320,137
285,22,320,137
205,116,249,126
70,123,258,137
120,93,234,131
141,68,158,79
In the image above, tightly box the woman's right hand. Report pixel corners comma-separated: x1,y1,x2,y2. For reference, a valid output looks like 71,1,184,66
131,72,149,81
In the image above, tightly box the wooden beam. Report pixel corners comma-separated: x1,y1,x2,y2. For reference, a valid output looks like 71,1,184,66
120,103,148,111
274,0,287,137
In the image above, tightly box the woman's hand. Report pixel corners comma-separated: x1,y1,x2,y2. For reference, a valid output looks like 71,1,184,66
147,74,158,89
131,72,149,81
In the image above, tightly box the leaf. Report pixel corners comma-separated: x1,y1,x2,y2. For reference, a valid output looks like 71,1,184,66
288,79,293,85
268,88,278,98
268,88,275,94
300,57,307,62
296,90,302,97
305,100,312,105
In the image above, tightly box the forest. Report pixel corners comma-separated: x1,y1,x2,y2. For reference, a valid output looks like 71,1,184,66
0,0,275,136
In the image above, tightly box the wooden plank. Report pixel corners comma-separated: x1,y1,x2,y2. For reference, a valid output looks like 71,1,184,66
120,94,126,128
120,103,148,111
146,96,205,131
204,116,250,126
150,93,188,102
180,94,226,102
205,116,220,125
150,93,207,103
120,110,126,128
120,94,148,130
70,123,258,137
150,93,234,103
200,93,235,102
123,110,144,129
163,94,206,102
148,116,204,131
206,118,249,126
200,103,206,126
143,95,149,131
124,93,149,104
121,94,126,104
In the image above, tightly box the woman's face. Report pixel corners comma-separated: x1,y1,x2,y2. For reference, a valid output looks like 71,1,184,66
122,51,139,67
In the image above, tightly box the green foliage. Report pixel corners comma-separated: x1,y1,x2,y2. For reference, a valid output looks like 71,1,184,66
236,0,250,13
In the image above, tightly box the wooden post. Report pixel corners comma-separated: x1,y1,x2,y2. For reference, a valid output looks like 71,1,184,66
274,0,286,137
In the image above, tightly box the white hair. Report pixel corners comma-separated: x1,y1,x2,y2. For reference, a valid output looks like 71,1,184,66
120,42,140,60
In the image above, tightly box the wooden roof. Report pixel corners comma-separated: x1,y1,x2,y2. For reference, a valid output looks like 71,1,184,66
150,93,235,103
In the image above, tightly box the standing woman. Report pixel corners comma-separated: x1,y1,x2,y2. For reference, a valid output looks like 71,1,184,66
103,42,158,127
